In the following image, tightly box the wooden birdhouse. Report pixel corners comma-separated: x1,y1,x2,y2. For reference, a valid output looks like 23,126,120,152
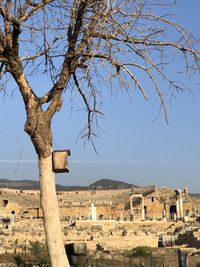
52,150,71,173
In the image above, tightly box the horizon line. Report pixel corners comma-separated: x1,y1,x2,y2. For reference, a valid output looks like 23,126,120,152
0,159,200,164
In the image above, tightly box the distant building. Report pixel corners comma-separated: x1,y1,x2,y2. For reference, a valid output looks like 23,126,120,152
129,186,192,221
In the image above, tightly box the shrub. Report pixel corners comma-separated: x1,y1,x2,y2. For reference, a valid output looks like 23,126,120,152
14,254,32,267
129,246,152,257
14,241,50,267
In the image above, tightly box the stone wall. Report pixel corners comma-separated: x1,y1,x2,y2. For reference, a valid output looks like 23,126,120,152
177,228,200,248
0,219,182,257
25,203,125,220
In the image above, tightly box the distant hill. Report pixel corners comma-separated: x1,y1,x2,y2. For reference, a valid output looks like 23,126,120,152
0,179,85,191
0,178,136,191
190,193,200,198
0,179,39,190
0,178,199,195
88,179,136,190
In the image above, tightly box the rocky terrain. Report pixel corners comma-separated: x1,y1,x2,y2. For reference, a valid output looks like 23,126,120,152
0,183,199,266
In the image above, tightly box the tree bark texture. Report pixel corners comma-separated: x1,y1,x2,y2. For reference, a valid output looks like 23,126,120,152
25,111,52,158
39,154,70,267
17,72,70,267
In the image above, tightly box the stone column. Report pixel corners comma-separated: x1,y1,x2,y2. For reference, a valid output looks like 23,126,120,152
163,209,166,219
179,193,184,219
141,197,145,220
110,201,112,220
176,197,180,219
89,203,97,221
10,212,15,225
130,196,133,216
129,196,134,221
163,203,167,219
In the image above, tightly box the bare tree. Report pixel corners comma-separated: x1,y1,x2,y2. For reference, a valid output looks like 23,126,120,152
0,0,199,266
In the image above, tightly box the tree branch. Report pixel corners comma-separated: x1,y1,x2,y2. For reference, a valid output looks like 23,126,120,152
17,0,54,23
68,0,88,54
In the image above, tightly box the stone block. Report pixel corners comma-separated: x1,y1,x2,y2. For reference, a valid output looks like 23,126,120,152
122,229,127,236
6,247,15,254
15,247,23,254
73,242,87,255
71,255,87,265
96,243,104,251
92,225,103,232
0,247,6,254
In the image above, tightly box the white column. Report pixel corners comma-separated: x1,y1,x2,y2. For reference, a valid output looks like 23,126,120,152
10,213,15,224
176,198,180,219
179,193,184,219
163,209,166,218
130,196,133,215
141,197,145,220
89,203,97,221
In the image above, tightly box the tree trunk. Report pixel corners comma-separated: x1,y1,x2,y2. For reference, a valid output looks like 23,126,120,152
39,154,70,267
24,108,70,266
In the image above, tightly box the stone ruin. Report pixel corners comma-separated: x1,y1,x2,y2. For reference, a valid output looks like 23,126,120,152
0,185,199,263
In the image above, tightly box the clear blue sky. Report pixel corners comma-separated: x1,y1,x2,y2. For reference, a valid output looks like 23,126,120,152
0,1,200,192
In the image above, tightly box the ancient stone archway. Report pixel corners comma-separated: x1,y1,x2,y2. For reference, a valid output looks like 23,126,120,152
170,205,177,220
